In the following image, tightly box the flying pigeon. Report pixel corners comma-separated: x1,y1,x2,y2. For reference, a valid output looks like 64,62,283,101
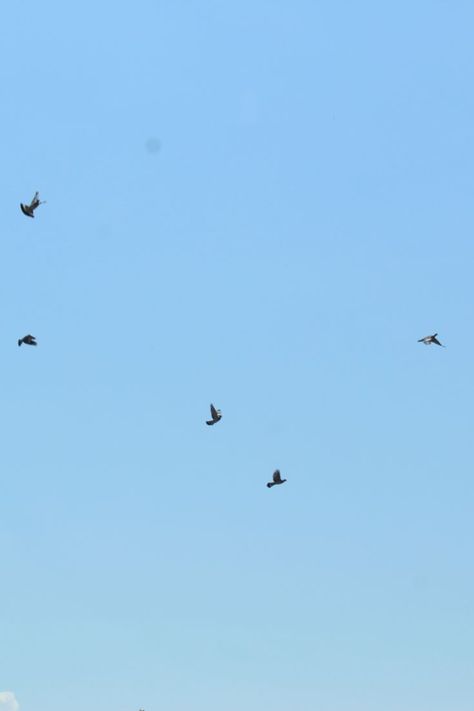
20,192,45,218
18,334,37,347
206,403,222,425
267,469,287,488
418,333,445,347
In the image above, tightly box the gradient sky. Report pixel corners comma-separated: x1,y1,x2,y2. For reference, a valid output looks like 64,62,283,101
1,2,474,710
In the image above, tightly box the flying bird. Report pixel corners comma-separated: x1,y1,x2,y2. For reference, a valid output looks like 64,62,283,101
267,469,287,488
418,333,445,347
18,334,37,347
20,191,45,218
206,403,222,425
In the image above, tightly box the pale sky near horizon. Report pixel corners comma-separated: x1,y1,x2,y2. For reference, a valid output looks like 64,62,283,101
1,2,474,710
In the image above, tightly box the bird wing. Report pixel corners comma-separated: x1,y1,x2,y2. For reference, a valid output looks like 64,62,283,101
432,336,444,346
273,469,282,483
30,193,43,209
20,204,33,217
210,404,218,419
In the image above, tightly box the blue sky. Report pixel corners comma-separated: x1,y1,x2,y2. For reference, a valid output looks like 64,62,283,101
1,1,474,710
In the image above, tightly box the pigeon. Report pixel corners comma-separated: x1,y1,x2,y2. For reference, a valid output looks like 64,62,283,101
18,334,37,347
418,333,445,347
206,403,222,425
267,469,287,488
20,192,45,218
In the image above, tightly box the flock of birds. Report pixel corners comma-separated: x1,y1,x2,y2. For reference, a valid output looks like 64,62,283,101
18,190,446,490
205,402,286,488
205,325,445,489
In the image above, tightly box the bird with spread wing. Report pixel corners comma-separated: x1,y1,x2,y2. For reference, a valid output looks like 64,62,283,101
418,333,445,347
20,191,45,218
18,334,37,347
206,403,222,425
267,469,287,488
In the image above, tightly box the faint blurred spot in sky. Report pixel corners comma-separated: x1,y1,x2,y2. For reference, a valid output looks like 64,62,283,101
145,137,162,154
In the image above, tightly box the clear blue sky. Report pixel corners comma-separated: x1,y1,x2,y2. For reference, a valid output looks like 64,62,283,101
1,2,474,710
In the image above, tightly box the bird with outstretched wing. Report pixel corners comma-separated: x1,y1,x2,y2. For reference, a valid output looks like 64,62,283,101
206,403,222,425
20,191,45,218
18,334,37,347
418,333,445,347
267,469,287,488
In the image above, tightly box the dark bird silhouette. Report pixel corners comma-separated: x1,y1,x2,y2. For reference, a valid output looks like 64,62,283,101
267,469,287,488
18,334,37,347
20,192,45,218
206,403,222,425
418,333,445,347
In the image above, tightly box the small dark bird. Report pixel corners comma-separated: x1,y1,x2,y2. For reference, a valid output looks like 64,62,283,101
267,469,287,488
418,333,445,347
206,403,222,425
20,192,45,218
18,334,37,347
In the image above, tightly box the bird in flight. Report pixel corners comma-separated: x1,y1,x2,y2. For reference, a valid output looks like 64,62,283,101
20,191,45,218
206,403,222,425
418,333,445,347
18,334,37,347
267,469,287,488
